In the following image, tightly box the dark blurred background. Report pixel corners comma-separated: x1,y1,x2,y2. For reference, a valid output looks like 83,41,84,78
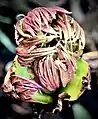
0,0,98,119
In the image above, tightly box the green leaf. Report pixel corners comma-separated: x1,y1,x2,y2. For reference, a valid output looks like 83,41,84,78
72,103,92,119
43,89,54,94
32,91,53,104
13,59,34,79
60,58,89,101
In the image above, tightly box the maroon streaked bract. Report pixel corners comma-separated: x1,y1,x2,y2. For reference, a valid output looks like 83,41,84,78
2,6,88,104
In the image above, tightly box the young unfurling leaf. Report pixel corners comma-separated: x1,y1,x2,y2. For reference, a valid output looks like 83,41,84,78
60,58,89,101
13,58,34,79
2,7,90,107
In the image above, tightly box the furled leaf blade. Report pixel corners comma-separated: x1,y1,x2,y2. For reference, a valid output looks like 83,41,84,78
60,58,89,101
32,91,53,104
14,59,34,79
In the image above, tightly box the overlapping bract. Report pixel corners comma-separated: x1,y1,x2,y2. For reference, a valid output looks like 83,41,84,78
2,7,87,103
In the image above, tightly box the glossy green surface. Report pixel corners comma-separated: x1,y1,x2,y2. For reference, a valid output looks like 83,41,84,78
60,58,89,101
